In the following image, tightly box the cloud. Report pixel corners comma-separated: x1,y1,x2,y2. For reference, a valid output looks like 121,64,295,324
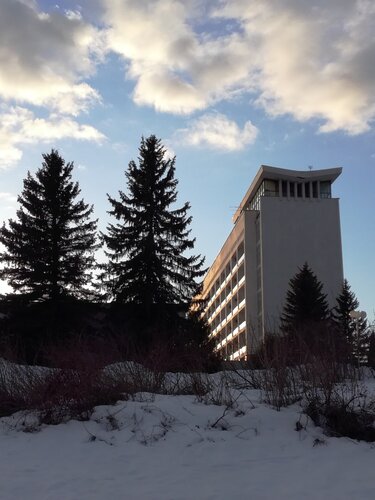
175,113,258,151
0,192,17,213
0,192,17,204
249,0,375,135
1,0,374,151
214,0,375,134
0,0,105,115
0,106,105,169
103,0,252,114
103,0,375,134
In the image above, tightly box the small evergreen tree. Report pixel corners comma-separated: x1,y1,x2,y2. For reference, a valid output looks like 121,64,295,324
332,279,359,340
0,150,98,303
367,326,375,368
101,135,205,308
351,317,369,366
281,262,329,333
332,279,368,363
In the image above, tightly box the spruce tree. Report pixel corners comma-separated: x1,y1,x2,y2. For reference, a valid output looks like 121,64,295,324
332,279,368,362
281,262,329,333
0,150,98,303
367,327,375,368
102,135,205,309
351,317,369,366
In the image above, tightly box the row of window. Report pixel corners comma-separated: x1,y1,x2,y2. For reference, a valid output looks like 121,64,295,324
247,179,332,211
205,241,245,304
206,269,245,322
212,306,246,339
217,331,247,360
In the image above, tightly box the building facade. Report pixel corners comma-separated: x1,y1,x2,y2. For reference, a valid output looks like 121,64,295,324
201,165,344,361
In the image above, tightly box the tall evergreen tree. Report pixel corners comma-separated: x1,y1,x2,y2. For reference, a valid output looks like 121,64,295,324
0,150,98,303
281,262,329,333
101,135,205,308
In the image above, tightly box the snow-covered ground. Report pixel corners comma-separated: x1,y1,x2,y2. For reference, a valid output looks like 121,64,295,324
1,380,374,500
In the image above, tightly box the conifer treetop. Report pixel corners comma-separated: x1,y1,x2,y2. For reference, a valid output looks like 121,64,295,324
102,135,205,306
281,262,329,331
0,149,98,303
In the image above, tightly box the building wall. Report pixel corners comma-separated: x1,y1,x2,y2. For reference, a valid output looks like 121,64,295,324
200,166,344,361
259,196,343,335
243,210,260,354
202,215,247,360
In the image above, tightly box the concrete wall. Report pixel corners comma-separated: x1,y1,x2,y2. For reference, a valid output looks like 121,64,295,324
243,210,259,353
259,196,343,332
202,215,244,294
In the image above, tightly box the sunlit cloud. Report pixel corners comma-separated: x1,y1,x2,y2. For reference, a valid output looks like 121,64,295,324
0,107,105,169
174,113,258,151
1,0,375,172
0,192,17,204
0,192,17,215
220,0,375,134
0,0,105,115
103,0,253,114
103,0,375,134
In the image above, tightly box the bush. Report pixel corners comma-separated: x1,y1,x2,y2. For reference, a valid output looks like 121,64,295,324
0,338,219,426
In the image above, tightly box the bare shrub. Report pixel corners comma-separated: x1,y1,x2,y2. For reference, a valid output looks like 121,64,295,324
0,337,220,427
197,373,238,407
103,361,166,396
227,336,302,410
0,361,46,417
301,365,375,441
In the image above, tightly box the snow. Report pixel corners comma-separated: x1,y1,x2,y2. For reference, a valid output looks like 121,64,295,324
1,378,374,500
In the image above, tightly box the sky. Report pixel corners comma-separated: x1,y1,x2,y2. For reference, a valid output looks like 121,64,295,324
0,0,374,319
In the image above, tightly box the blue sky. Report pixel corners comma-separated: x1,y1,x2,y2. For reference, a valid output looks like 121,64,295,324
0,0,374,319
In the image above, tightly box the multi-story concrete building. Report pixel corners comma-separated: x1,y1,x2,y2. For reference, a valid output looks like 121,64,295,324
201,165,344,361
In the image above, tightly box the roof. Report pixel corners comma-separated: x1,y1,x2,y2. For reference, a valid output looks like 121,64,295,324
232,165,342,224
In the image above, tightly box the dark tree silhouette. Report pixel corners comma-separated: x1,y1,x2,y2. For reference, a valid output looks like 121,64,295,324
367,327,375,368
101,135,205,308
332,279,368,362
0,150,98,304
281,262,329,333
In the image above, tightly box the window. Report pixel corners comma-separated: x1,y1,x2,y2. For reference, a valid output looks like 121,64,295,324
238,285,245,303
237,242,244,259
312,181,318,198
264,179,278,197
290,182,295,197
297,183,302,198
320,181,331,198
282,180,288,197
238,263,244,280
305,182,310,198
239,331,246,348
232,335,239,353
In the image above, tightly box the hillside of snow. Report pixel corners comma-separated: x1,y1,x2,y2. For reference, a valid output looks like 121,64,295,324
1,377,374,500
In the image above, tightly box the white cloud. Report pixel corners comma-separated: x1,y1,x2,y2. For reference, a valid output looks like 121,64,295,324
214,0,375,134
103,0,252,114
0,192,17,213
175,113,258,151
0,106,105,169
103,0,375,134
0,192,17,204
162,142,176,160
0,0,105,115
1,0,374,153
